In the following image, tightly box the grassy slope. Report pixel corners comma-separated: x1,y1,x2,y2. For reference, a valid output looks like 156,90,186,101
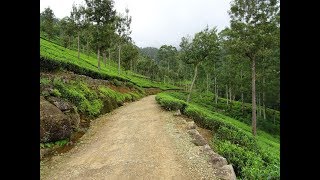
170,91,280,136
40,37,177,90
166,91,280,155
156,91,279,179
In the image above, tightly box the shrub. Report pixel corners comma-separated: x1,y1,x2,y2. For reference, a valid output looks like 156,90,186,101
50,88,61,97
167,91,280,136
40,78,51,85
112,79,122,87
52,78,103,117
155,93,187,111
155,92,280,179
40,138,69,149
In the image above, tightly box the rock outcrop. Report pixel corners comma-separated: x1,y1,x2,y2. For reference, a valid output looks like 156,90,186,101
40,96,72,143
187,129,207,146
47,96,80,130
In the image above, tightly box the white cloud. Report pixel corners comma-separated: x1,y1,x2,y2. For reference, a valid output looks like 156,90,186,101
40,0,232,48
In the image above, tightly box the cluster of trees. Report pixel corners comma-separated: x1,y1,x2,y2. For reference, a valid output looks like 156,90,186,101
41,0,279,136
40,0,139,74
138,0,279,136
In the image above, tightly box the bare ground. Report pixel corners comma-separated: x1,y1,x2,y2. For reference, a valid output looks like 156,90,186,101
40,95,218,180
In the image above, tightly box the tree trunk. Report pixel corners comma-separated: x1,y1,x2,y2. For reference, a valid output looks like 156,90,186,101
108,49,111,66
103,51,106,67
241,69,244,113
86,41,89,57
259,93,262,117
118,45,121,75
214,77,217,104
251,58,257,136
206,73,209,94
217,86,219,100
273,112,276,125
130,59,133,71
226,85,228,105
97,48,100,71
167,61,170,73
71,36,73,48
77,34,80,60
187,63,199,103
229,86,232,103
241,92,244,113
263,77,266,120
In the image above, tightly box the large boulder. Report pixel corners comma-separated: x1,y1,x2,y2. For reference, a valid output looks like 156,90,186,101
40,96,72,143
46,96,80,130
47,96,73,111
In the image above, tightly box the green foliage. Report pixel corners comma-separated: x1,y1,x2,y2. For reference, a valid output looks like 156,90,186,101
52,78,103,117
214,140,272,179
51,88,61,97
40,139,69,149
40,38,176,90
128,92,141,100
155,92,279,179
99,86,141,104
169,91,280,136
139,47,159,61
112,79,122,87
155,93,187,111
40,7,56,40
121,43,139,70
40,78,51,85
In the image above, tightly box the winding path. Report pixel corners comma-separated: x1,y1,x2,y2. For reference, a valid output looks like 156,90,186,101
40,95,218,179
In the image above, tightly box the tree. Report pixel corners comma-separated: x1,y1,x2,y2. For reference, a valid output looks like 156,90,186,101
41,7,55,40
84,0,117,70
201,31,220,95
121,43,139,71
180,27,219,103
115,7,133,75
139,47,159,62
59,17,74,48
157,45,178,84
227,0,280,136
70,4,87,60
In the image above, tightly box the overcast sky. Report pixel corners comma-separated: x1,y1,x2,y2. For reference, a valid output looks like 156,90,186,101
40,0,232,48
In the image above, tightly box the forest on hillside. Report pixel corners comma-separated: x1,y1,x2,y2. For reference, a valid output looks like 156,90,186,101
41,0,280,178
41,0,279,110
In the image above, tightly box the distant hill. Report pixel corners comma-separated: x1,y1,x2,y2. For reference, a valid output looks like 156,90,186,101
139,47,159,62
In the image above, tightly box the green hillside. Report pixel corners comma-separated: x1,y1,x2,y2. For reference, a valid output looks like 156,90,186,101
40,37,177,90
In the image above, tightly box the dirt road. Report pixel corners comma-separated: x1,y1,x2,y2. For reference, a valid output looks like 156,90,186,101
40,95,218,179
